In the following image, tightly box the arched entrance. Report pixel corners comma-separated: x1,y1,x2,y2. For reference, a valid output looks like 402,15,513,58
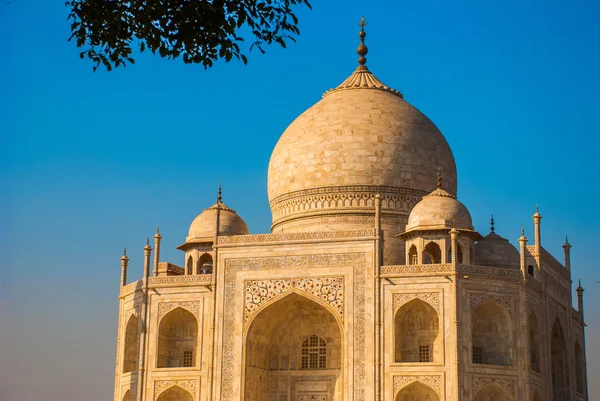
395,381,439,401
244,292,342,401
551,320,569,400
123,315,138,373
394,299,440,363
471,301,512,366
157,307,198,368
156,385,194,401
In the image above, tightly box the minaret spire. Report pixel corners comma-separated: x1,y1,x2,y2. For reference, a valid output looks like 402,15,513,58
217,184,223,203
490,215,495,233
357,16,369,70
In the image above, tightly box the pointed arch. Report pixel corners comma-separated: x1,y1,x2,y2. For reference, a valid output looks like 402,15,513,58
186,255,193,275
123,315,138,373
551,319,569,400
244,292,341,401
196,253,213,274
122,390,133,401
529,311,540,373
156,385,194,401
157,307,198,368
423,241,441,264
408,245,418,265
395,380,439,401
471,300,512,366
395,298,440,363
474,383,511,401
575,340,584,394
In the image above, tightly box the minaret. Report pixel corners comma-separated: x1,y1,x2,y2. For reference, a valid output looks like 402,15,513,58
137,238,153,401
532,205,542,250
576,279,584,318
120,248,129,287
519,228,528,276
153,227,162,276
563,236,571,270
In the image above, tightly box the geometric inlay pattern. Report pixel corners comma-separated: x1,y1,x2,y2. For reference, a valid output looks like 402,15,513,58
245,277,344,323
471,376,516,396
154,380,198,400
393,292,440,314
157,301,201,321
393,375,442,397
469,293,513,316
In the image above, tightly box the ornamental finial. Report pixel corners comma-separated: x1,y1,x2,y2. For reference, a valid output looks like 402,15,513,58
123,247,127,256
436,168,442,189
217,184,223,203
490,215,495,233
357,17,369,68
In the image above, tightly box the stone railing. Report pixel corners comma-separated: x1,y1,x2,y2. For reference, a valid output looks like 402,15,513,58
149,274,212,287
381,263,522,279
218,229,376,245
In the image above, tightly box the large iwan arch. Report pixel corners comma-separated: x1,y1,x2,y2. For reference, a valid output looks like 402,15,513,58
244,292,342,401
551,319,569,400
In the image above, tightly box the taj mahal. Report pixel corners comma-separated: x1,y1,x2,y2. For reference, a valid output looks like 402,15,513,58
112,22,589,401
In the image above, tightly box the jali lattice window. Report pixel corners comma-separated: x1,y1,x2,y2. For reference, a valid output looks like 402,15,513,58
473,347,483,364
301,335,327,369
418,345,431,362
183,350,193,367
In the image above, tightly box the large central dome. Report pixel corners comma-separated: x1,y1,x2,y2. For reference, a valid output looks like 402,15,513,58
267,27,457,263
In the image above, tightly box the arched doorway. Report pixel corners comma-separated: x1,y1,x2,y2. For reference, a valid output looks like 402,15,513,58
471,301,512,366
244,292,342,401
551,320,569,400
157,308,198,368
395,299,440,363
395,381,439,401
123,315,138,373
423,242,441,264
474,384,511,401
156,385,194,401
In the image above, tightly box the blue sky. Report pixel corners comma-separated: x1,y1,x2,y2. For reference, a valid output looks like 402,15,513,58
1,0,599,400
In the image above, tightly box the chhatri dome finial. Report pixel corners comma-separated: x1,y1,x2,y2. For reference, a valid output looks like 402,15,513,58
357,16,369,70
436,168,442,189
490,215,495,233
217,184,223,203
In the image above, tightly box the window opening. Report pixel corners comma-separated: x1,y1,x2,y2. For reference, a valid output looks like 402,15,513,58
301,335,326,369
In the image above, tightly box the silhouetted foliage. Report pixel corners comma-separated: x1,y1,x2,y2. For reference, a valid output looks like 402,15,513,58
66,0,312,72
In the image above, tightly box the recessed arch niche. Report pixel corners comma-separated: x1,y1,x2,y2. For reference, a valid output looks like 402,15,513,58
123,314,138,373
244,292,342,401
471,300,513,366
395,381,439,401
157,307,198,368
473,384,511,401
394,299,440,363
156,385,194,401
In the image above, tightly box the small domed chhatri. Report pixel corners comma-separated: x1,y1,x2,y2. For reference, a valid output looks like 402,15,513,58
184,187,248,244
475,216,520,268
113,19,589,401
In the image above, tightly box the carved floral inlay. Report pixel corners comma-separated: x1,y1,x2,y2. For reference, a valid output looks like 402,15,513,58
157,301,201,321
470,293,513,316
472,376,515,396
393,292,440,314
245,277,344,323
154,380,198,400
393,375,442,396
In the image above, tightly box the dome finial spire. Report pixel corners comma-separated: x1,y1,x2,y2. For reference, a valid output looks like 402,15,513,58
436,168,442,189
490,215,495,233
217,184,223,203
357,16,369,69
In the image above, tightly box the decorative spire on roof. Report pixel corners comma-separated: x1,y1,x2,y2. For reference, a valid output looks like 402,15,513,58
490,215,495,233
217,184,223,203
426,168,455,199
323,18,403,98
437,167,442,189
357,16,368,69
